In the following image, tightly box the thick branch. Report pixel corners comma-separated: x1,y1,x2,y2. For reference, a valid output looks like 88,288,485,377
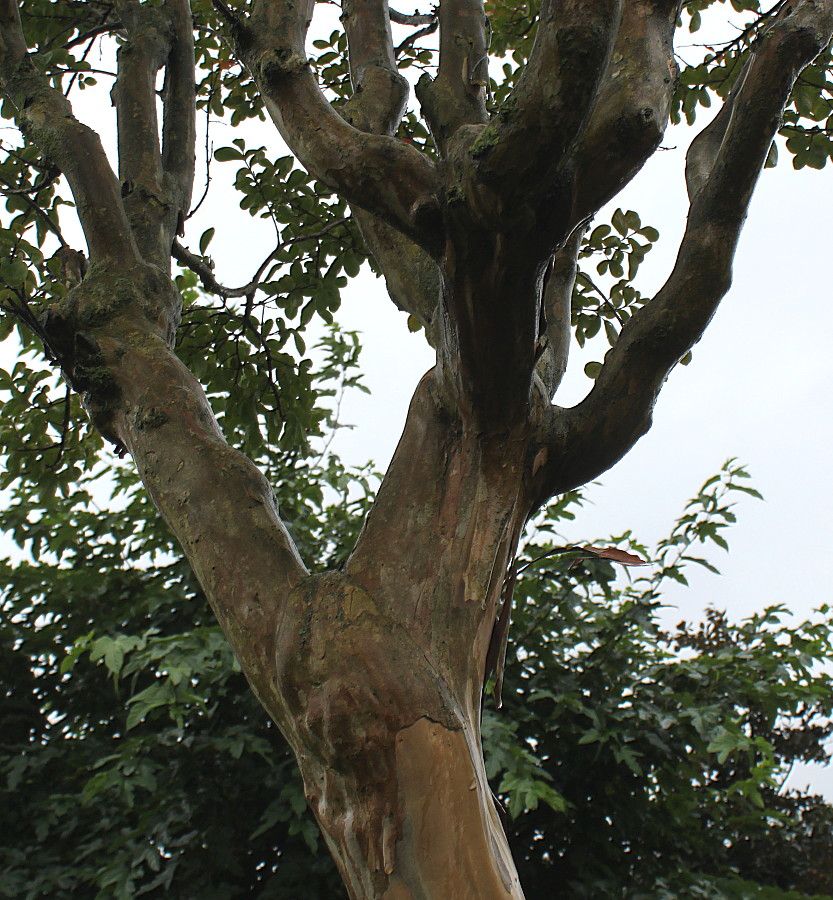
389,7,436,27
4,0,306,707
112,0,165,184
161,0,196,220
111,0,194,267
534,0,833,502
465,0,622,201
568,0,681,225
341,0,407,136
237,0,442,252
112,0,169,261
48,267,309,714
415,0,489,153
0,0,138,268
337,2,441,343
535,227,583,397
116,338,308,714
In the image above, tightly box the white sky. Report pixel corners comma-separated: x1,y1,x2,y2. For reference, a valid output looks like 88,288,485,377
3,8,832,799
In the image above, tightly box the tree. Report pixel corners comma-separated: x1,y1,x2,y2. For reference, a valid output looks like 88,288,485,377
1,1,832,897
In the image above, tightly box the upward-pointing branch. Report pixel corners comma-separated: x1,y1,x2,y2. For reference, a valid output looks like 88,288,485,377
3,0,309,718
239,0,442,254
161,0,196,235
112,0,195,267
112,0,170,263
568,0,682,227
415,0,489,154
341,0,407,135
0,0,139,269
534,0,833,503
465,0,622,208
339,0,442,340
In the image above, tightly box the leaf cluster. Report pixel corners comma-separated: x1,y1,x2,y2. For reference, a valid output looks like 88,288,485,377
488,463,833,898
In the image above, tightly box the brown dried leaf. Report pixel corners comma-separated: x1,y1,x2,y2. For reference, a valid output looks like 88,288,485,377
568,545,649,566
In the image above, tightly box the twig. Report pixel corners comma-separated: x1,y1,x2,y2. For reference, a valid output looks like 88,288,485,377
389,8,436,26
0,175,68,246
46,382,73,469
211,0,239,27
396,20,438,56
578,272,625,325
171,216,350,299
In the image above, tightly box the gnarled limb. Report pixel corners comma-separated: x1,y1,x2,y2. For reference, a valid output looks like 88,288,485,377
389,7,436,27
113,0,195,266
568,0,681,226
337,1,441,343
238,0,442,252
161,0,196,237
86,272,308,714
341,0,408,135
2,0,307,715
533,0,833,503
415,0,489,154
465,0,622,206
112,0,173,264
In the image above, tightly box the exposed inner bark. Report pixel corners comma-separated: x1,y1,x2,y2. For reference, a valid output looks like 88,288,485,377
3,0,833,897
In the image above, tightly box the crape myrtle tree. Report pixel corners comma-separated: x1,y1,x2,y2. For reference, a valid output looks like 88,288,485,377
1,0,833,898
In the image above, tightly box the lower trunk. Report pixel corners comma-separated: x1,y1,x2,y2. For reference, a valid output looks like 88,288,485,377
310,714,522,899
273,571,525,900
267,373,534,899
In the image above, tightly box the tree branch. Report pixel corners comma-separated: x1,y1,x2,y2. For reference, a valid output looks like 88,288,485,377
389,7,436,27
534,0,833,502
395,18,439,56
161,0,196,227
80,289,309,714
341,0,407,136
535,227,583,398
171,215,350,299
4,0,309,720
112,0,195,267
415,0,489,154
0,172,68,246
464,0,622,203
0,0,138,268
237,0,442,252
336,0,440,341
112,0,169,262
568,0,682,226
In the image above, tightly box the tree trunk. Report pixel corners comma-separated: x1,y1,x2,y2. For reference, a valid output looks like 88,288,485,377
270,372,531,899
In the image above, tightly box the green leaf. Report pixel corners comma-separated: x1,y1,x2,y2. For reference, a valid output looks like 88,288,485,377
214,146,244,162
199,227,215,254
